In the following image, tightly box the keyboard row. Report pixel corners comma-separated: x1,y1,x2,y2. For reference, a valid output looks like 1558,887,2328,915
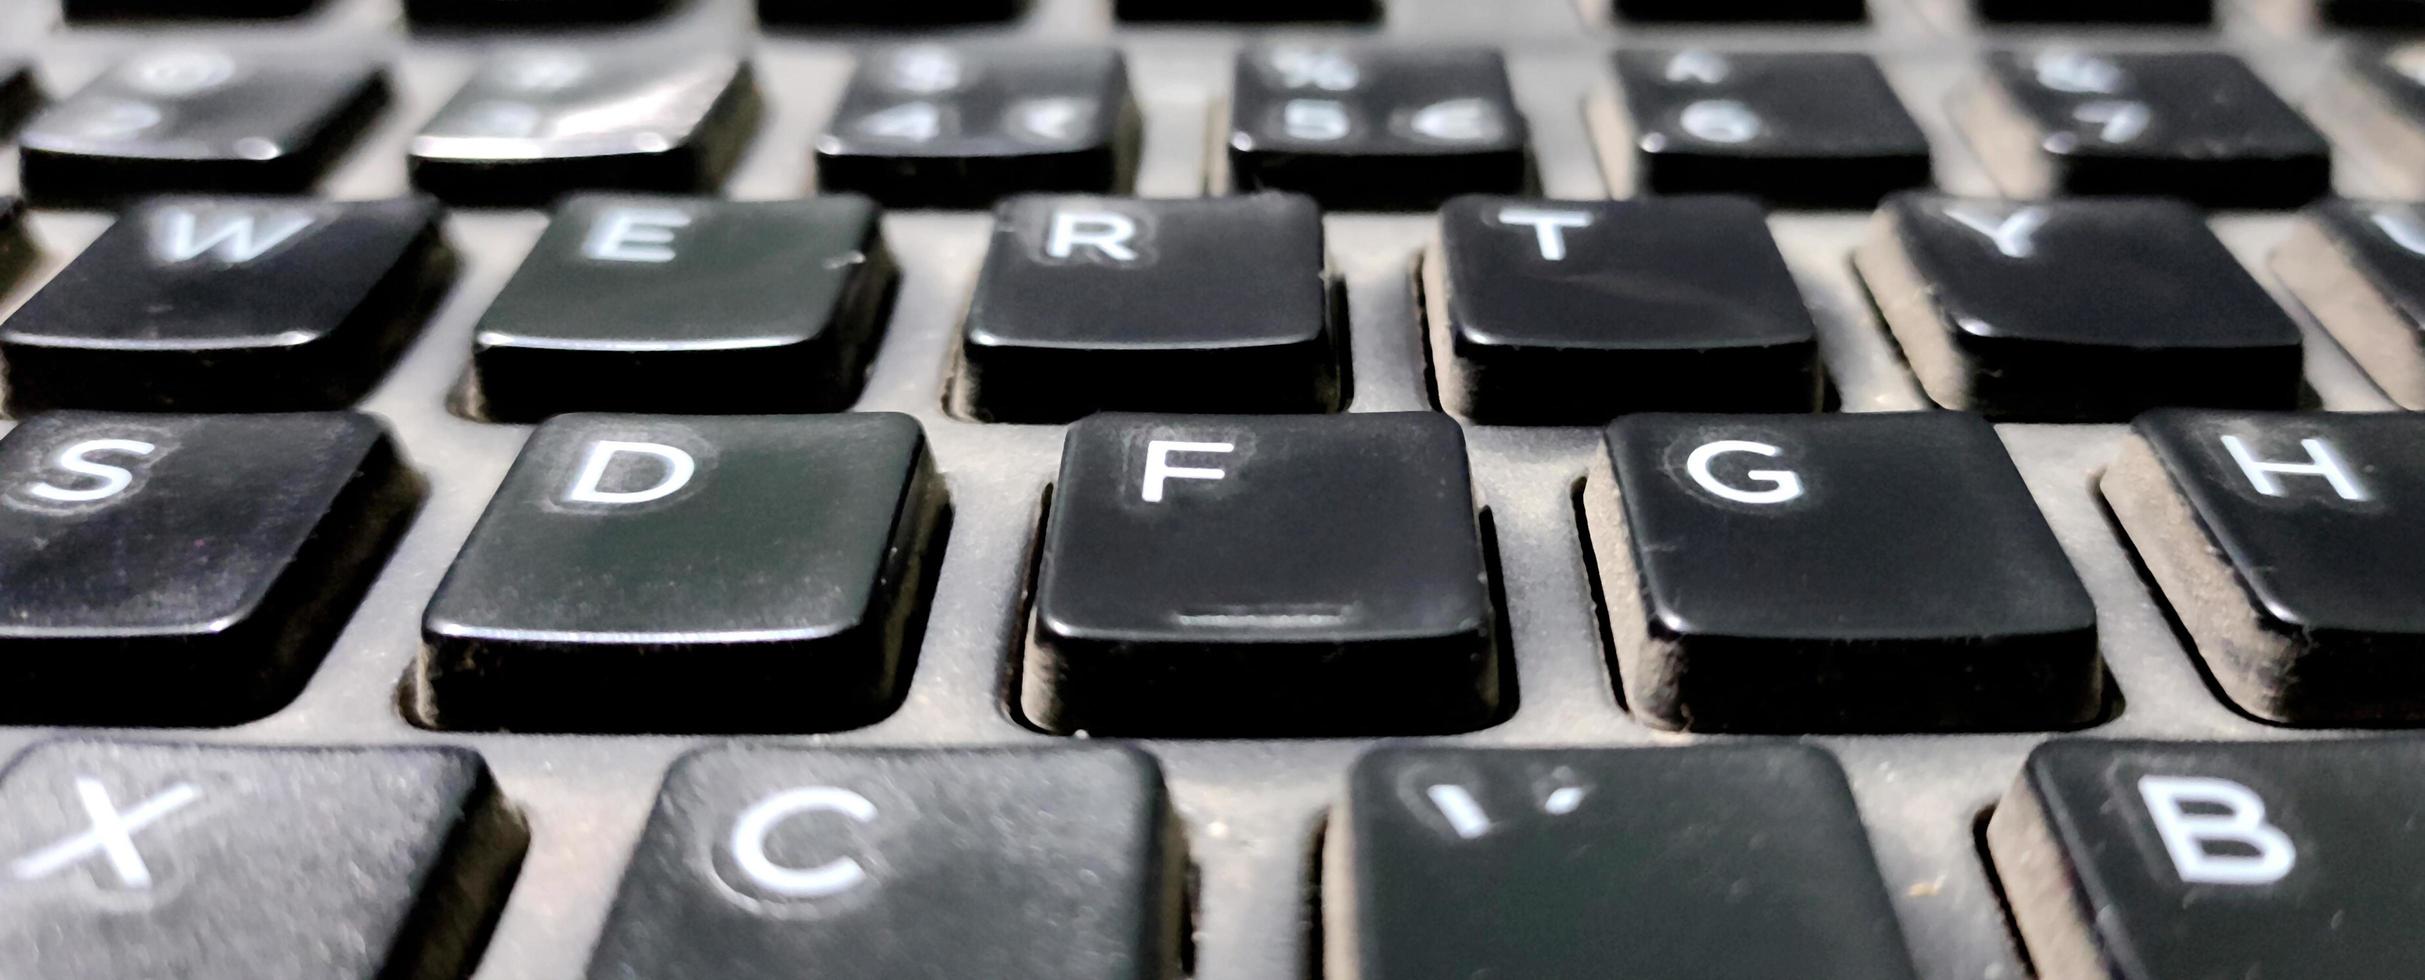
5,190,2423,423
4,407,2419,733
4,734,2418,978
57,0,2425,25
9,43,2425,209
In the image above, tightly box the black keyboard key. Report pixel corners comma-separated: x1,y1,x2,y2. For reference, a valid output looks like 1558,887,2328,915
0,740,523,980
1426,195,1819,423
20,50,384,203
1,196,451,413
1967,51,2329,207
418,413,944,733
1228,45,1527,210
0,412,419,726
1332,745,1917,980
411,47,758,206
1856,194,2302,420
1027,413,1497,737
1989,738,2425,979
406,0,675,22
761,0,1022,23
2105,411,2425,725
1614,0,1863,21
2276,201,2425,409
472,194,895,421
65,0,317,17
956,193,1339,422
0,59,40,134
1612,50,1927,207
1975,0,2208,21
2324,0,2425,24
585,744,1182,980
816,46,1136,208
1586,412,2102,733
1118,0,1373,19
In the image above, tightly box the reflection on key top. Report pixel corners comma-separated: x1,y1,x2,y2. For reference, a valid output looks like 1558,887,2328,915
2105,411,2425,725
1963,50,2329,207
1332,745,1919,980
1990,738,2425,979
0,412,420,726
1610,50,1929,207
584,744,1182,980
1586,412,2103,733
0,195,452,413
19,49,386,203
816,46,1137,208
1228,45,1528,210
0,740,524,980
411,46,759,206
1024,413,1499,737
1856,194,2302,420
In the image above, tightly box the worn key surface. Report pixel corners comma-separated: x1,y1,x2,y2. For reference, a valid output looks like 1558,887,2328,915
816,45,1137,208
1611,50,1930,206
0,195,451,414
1968,50,2329,207
2105,410,2425,726
0,412,419,727
1025,412,1498,737
0,739,524,980
471,194,896,421
1857,194,2303,421
2275,200,2425,409
1586,412,2103,733
956,193,1340,422
1426,194,1819,423
418,413,944,734
1228,45,1527,210
410,45,759,206
1990,737,2425,980
583,744,1184,980
1329,745,1918,980
19,48,385,203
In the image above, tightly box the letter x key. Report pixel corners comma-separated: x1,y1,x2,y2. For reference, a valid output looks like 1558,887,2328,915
9,776,200,888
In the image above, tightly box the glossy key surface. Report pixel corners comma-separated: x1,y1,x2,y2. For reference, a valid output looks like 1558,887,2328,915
1228,45,1527,209
816,46,1136,208
0,412,417,726
1612,50,1929,206
0,195,450,413
471,194,895,421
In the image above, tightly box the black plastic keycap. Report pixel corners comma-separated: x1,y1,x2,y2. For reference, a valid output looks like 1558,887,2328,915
64,0,318,16
418,413,944,733
816,46,1136,208
0,195,451,413
410,47,758,206
0,740,524,980
1989,738,2425,980
0,412,418,726
2326,0,2425,24
1857,194,2303,420
2275,201,2425,410
19,49,384,203
761,0,1023,23
0,59,41,133
1614,0,1862,20
472,194,895,421
1427,195,1819,423
1229,45,1527,210
1586,412,2102,733
1613,50,1929,206
586,744,1183,980
1975,0,2208,20
2104,411,2425,725
405,0,674,22
1331,745,1918,980
1026,413,1498,737
1973,51,2328,206
957,193,1339,422
1118,0,1373,19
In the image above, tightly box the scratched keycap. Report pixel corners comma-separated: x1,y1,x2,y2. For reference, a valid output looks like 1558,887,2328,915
0,739,524,980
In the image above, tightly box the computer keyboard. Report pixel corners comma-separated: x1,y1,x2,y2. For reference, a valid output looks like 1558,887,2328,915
0,0,2423,977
